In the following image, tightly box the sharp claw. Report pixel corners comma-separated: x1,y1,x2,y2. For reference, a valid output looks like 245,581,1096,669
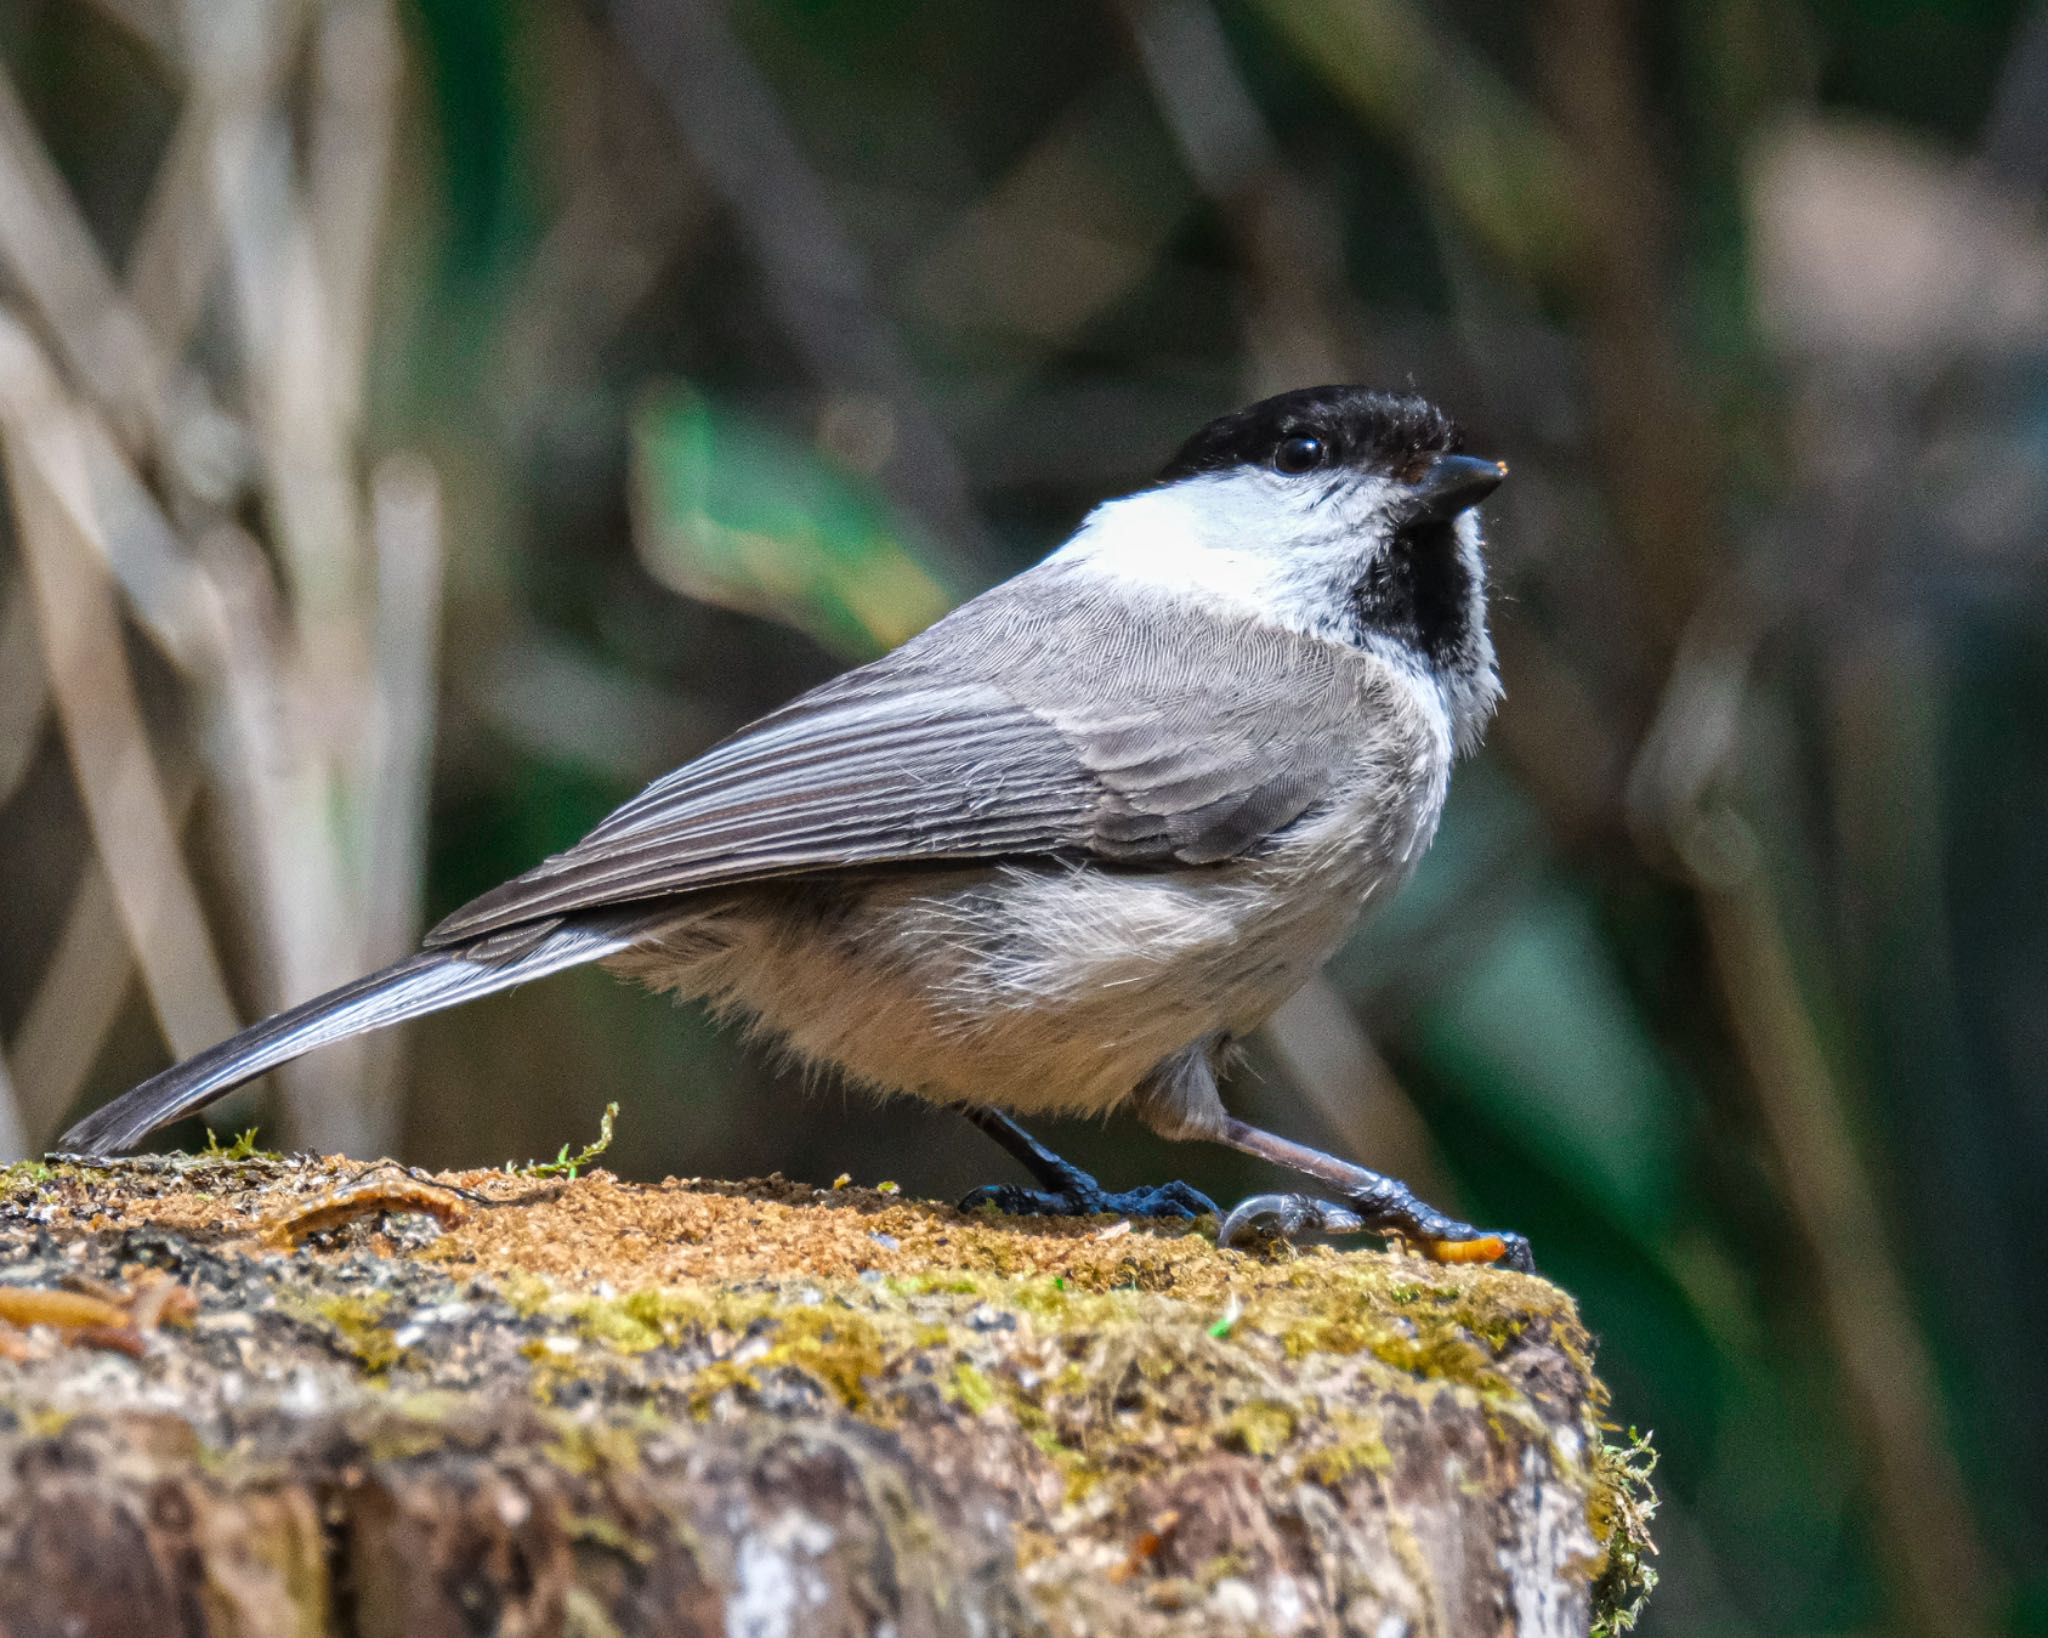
1218,1192,1365,1249
1150,1181,1222,1219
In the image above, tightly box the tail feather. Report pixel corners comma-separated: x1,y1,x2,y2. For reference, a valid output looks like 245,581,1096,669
57,915,650,1156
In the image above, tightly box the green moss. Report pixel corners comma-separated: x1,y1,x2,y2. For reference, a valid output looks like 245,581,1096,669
0,1160,86,1208
1259,1261,1580,1400
298,1292,404,1374
545,1286,721,1354
496,1272,556,1316
886,1273,984,1298
1011,1276,1075,1318
758,1306,886,1409
201,1126,277,1162
1295,1424,1394,1486
0,1161,54,1201
509,1101,619,1181
564,1510,653,1564
1589,1427,1661,1636
546,1417,651,1479
7,1153,1633,1632
443,1234,1609,1597
535,1284,887,1410
949,1361,998,1415
560,1586,628,1638
356,1414,472,1465
1221,1400,1297,1457
13,1406,75,1440
500,1251,1586,1518
684,1359,764,1418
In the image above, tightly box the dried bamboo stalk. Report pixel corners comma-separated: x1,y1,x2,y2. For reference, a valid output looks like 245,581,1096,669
0,329,240,1066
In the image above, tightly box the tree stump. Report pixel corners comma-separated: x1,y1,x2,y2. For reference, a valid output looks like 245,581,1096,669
0,1151,1654,1636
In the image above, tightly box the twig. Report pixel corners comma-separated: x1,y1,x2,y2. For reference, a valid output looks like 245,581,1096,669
191,520,378,1155
72,409,228,667
9,855,130,1144
194,0,414,1154
0,59,174,451
484,8,709,418
0,1043,27,1164
219,110,364,632
1700,861,1996,1638
124,3,301,369
346,457,445,1111
7,765,202,1148
1535,0,1715,669
0,324,240,1063
0,573,47,806
361,455,445,968
306,0,401,426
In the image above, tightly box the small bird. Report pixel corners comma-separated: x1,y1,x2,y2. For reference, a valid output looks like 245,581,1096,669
61,386,1527,1268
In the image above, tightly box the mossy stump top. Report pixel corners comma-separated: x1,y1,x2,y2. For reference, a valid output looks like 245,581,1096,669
0,1151,1652,1636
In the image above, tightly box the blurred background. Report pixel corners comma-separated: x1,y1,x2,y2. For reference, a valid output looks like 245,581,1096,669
0,0,2042,1631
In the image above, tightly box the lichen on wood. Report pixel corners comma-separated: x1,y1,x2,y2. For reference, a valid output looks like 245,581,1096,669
0,1151,1654,1635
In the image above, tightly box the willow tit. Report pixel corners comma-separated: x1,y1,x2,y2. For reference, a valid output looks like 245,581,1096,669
61,386,1526,1268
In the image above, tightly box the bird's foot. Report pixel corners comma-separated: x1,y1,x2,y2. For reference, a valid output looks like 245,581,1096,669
954,1105,1216,1220
961,1176,1218,1222
1217,1190,1534,1272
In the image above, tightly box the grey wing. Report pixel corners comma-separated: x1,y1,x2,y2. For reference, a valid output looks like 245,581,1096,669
426,670,1117,944
427,581,1376,946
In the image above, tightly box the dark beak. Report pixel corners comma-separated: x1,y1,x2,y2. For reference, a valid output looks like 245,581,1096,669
1403,453,1507,523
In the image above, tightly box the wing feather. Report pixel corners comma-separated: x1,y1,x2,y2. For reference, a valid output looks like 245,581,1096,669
427,677,1118,943
427,572,1396,947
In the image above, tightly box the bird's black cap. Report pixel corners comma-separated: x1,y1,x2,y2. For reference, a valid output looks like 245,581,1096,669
1158,386,1464,484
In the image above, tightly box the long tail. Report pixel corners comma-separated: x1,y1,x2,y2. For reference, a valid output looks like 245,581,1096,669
57,913,657,1156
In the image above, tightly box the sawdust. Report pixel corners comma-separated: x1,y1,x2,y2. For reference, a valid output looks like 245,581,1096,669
20,1153,1590,1394
55,1157,1229,1290
40,1153,1529,1300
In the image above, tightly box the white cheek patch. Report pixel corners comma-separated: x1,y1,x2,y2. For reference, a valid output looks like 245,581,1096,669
1052,481,1276,612
1050,470,1399,637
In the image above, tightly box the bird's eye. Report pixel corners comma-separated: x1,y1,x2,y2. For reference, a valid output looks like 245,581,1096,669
1274,435,1326,475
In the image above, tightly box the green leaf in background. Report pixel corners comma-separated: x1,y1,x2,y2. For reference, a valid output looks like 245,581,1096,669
1415,883,1686,1233
631,384,959,659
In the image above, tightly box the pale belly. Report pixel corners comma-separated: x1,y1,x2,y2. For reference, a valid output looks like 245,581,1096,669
605,792,1435,1121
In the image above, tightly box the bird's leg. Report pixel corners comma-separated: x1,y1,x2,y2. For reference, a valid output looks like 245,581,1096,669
956,1107,1218,1222
1212,1116,1533,1272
